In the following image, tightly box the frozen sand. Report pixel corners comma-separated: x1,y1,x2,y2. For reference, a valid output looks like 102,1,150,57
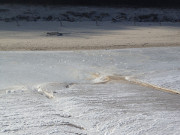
0,21,180,50
0,47,180,134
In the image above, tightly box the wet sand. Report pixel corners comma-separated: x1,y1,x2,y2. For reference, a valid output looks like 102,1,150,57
0,21,180,51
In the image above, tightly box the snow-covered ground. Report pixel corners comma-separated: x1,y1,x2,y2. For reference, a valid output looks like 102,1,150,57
0,47,180,134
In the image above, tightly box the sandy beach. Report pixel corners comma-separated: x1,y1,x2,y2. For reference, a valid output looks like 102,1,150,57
0,5,180,51
0,21,180,51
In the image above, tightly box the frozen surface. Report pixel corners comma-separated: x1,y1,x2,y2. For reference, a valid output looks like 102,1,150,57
1,82,180,135
0,47,180,92
0,47,180,134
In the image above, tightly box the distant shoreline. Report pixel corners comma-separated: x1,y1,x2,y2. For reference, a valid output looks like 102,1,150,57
0,1,180,8
0,5,180,51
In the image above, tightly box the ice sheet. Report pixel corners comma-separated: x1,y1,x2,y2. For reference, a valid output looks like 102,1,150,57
1,47,180,134
0,47,180,92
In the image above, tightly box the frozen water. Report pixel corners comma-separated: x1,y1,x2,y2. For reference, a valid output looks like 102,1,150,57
0,82,180,135
0,47,180,134
0,47,180,92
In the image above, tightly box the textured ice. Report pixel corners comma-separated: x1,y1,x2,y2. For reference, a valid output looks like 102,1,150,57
0,82,180,135
0,47,180,134
0,47,180,92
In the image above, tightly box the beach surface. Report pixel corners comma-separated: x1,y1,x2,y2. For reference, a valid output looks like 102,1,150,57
0,48,180,134
0,21,180,51
1,5,180,135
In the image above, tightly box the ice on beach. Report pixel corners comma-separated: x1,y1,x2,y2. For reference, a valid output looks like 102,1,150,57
0,47,180,92
0,82,180,135
0,47,180,134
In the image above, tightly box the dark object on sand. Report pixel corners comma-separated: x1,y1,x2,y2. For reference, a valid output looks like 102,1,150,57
46,32,63,36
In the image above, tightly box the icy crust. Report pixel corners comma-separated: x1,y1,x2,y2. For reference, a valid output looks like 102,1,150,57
0,47,180,93
134,70,180,93
0,83,180,135
0,47,180,134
